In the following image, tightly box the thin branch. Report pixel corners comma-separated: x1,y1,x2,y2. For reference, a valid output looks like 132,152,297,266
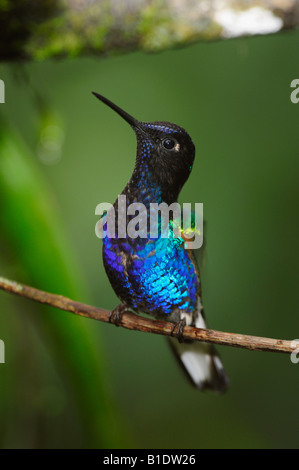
0,276,297,355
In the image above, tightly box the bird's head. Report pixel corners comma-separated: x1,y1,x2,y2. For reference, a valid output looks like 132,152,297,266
92,92,196,199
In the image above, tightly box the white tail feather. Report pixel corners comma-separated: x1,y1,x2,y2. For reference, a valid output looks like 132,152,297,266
168,311,229,392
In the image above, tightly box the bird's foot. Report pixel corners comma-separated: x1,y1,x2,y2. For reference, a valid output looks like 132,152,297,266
109,303,127,327
170,318,186,343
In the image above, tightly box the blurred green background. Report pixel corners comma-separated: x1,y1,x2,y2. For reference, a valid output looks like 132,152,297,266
0,30,298,449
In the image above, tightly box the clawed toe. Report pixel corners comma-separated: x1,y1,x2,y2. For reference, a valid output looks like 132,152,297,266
170,318,186,343
109,303,127,327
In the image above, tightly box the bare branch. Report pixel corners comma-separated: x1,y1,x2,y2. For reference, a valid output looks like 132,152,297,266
0,276,297,355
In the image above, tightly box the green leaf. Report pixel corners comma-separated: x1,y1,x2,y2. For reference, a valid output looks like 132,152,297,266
0,121,127,448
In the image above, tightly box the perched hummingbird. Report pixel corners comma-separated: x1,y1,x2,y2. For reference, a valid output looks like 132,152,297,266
93,92,229,392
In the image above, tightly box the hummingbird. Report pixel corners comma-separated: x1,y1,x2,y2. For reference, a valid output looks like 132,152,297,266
93,92,229,392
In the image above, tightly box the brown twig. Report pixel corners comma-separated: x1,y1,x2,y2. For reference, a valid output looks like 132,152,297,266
0,276,297,355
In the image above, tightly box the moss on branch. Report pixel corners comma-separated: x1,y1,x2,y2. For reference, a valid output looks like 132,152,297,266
0,0,298,61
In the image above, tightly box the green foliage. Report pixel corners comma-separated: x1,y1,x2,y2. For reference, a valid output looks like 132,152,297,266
0,122,126,448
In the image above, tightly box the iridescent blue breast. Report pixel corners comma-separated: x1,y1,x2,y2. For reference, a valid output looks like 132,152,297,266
102,232,199,316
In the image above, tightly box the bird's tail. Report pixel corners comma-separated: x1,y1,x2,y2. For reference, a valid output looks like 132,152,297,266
168,311,229,393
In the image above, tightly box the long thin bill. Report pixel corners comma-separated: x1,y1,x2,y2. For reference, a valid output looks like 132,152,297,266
92,92,140,129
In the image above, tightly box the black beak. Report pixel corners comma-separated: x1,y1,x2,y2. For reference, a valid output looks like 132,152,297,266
92,92,140,130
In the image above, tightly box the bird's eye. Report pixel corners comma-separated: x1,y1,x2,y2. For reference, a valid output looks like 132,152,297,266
162,138,176,150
